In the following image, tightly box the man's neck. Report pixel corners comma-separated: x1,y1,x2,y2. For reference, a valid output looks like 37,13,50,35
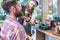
7,13,17,20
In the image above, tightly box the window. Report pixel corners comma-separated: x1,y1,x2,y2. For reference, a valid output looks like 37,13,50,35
53,0,58,17
0,0,6,24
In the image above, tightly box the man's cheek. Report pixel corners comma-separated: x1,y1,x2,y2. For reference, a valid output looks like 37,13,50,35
18,6,22,11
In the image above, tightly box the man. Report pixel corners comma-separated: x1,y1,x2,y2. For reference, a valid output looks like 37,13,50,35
23,0,38,36
1,0,32,40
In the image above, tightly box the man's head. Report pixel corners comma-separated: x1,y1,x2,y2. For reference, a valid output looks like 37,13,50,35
29,0,38,9
2,0,23,17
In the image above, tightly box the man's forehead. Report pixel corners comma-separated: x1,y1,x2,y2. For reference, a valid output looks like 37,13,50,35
30,1,35,4
16,1,21,6
17,1,20,4
30,1,36,5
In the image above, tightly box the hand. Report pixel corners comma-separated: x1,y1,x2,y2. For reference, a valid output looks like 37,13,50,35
28,36,33,40
27,35,33,40
21,16,30,21
25,17,30,22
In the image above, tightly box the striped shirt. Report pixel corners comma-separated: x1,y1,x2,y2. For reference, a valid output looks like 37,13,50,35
1,15,26,40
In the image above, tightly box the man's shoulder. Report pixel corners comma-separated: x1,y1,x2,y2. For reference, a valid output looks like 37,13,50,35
1,20,17,31
4,19,18,26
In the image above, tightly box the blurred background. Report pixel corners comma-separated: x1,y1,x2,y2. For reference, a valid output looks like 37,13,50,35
0,0,60,28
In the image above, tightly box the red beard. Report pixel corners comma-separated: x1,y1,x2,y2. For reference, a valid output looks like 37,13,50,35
15,10,24,18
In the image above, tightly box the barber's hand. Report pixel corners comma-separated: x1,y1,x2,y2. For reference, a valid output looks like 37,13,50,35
28,36,33,40
26,17,30,22
27,35,33,40
21,16,30,21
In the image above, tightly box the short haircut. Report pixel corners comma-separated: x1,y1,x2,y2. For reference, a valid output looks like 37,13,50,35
1,0,18,13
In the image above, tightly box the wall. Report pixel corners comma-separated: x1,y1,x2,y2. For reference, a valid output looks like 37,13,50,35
42,0,48,24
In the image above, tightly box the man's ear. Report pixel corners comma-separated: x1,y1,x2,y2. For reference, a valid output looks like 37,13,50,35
9,6,16,13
